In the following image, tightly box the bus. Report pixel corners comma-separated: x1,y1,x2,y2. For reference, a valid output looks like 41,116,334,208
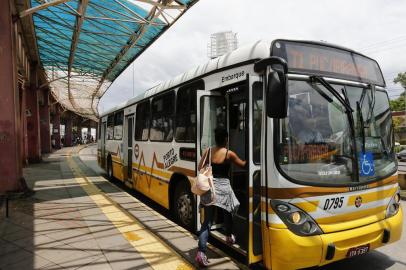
97,39,403,269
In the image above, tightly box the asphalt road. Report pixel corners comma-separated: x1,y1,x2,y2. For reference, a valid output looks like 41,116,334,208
79,145,406,270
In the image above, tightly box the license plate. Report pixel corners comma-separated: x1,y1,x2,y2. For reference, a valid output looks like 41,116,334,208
346,244,370,258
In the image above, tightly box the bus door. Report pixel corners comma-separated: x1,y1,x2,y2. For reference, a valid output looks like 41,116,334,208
250,80,264,263
226,83,250,257
124,115,134,187
196,90,225,231
101,121,107,169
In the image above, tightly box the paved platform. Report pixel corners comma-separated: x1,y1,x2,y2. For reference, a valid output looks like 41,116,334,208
0,145,240,270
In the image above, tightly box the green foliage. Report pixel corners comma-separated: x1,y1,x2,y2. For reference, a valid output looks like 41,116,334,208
393,117,403,132
394,72,406,89
390,72,406,111
390,96,405,111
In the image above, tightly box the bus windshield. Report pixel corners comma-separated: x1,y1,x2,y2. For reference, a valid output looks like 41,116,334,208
277,80,396,185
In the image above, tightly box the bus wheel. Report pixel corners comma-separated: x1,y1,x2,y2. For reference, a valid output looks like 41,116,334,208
173,181,195,230
107,157,113,180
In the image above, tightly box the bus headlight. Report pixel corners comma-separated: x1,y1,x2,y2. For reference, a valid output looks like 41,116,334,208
271,200,323,236
386,189,401,218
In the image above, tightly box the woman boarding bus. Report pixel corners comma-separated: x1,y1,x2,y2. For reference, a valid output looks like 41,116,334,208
97,39,402,269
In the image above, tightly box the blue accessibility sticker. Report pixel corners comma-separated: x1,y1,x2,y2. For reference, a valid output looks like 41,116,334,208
359,152,375,176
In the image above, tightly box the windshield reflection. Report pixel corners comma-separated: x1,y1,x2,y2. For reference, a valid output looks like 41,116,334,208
277,80,396,185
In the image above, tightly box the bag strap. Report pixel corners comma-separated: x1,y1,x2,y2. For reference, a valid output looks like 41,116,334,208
208,147,211,166
201,148,209,167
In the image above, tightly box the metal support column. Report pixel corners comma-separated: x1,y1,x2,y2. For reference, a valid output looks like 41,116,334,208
26,83,42,162
52,106,61,149
39,89,51,153
64,113,73,147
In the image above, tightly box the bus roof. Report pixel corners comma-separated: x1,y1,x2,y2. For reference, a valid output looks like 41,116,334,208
100,40,271,117
100,39,377,117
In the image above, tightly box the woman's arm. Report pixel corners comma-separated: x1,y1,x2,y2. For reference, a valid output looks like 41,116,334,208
228,151,246,168
198,148,209,171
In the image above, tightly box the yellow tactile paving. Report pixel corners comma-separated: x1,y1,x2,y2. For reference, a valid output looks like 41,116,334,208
66,153,195,270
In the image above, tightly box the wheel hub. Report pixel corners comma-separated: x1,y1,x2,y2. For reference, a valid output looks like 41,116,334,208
177,193,192,225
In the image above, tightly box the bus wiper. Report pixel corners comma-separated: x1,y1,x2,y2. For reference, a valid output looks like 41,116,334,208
341,86,359,182
311,76,353,113
365,85,376,127
356,101,366,153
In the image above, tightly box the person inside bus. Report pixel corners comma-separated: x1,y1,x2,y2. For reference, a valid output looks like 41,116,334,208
289,97,324,144
195,127,246,267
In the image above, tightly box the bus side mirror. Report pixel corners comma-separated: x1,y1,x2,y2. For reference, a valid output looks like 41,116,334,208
266,69,288,118
254,56,288,119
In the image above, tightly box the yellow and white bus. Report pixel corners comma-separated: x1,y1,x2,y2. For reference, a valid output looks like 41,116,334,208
97,39,402,269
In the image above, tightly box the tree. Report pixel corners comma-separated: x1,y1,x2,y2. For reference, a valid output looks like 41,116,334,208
394,72,406,90
390,92,405,111
390,72,406,111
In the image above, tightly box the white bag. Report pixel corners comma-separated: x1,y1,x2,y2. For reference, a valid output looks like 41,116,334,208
191,148,213,196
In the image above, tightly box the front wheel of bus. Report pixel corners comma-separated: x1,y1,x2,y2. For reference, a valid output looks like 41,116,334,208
174,181,195,231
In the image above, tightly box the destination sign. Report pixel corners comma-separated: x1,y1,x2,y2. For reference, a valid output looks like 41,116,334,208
271,40,385,86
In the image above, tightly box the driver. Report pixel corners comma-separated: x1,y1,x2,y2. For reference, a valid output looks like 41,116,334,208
289,98,325,144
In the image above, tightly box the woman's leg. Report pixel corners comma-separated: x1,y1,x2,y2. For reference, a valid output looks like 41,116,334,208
198,206,215,252
223,209,233,236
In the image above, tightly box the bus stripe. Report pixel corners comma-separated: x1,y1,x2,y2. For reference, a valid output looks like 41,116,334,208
264,175,397,199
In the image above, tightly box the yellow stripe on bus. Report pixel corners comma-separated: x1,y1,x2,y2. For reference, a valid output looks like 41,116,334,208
132,162,172,180
316,205,387,225
347,186,397,206
293,201,319,213
261,200,319,214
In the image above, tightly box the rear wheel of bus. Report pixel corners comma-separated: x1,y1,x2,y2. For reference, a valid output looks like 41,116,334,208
173,181,195,231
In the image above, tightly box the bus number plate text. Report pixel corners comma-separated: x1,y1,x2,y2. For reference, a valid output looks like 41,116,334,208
346,244,370,258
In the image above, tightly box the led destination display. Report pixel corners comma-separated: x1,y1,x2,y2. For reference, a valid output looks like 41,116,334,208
272,40,385,86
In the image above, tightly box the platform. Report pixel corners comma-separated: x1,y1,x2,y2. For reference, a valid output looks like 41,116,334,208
0,145,241,270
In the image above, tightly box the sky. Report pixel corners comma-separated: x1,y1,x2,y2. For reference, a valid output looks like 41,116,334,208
98,0,406,113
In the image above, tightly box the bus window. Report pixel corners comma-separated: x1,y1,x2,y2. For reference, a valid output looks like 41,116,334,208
114,111,124,140
252,82,263,164
175,87,196,142
151,91,175,142
107,115,114,140
200,96,226,151
134,100,150,141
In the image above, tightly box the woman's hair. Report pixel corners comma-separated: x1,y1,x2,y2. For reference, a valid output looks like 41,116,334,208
214,127,228,146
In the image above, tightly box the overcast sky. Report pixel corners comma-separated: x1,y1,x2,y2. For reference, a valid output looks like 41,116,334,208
99,0,406,113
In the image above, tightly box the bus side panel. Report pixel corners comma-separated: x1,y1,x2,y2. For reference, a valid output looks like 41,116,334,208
132,140,195,209
106,139,125,181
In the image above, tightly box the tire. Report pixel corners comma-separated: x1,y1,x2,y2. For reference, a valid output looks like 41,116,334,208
107,157,114,181
173,181,195,231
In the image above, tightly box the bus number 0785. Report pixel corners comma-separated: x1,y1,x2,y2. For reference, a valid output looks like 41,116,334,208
323,196,344,210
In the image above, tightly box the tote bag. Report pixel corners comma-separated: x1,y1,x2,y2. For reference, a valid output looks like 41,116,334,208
191,148,213,196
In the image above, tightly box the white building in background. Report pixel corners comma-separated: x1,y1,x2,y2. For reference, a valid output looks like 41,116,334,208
208,31,238,59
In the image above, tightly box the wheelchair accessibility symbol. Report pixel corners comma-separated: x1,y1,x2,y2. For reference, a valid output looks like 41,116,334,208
359,152,374,177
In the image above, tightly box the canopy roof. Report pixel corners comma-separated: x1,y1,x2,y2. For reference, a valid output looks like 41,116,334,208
25,0,198,120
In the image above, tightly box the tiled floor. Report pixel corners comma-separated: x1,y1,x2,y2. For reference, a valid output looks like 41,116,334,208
0,146,240,270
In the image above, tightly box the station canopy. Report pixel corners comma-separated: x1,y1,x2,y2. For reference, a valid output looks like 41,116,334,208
25,0,198,120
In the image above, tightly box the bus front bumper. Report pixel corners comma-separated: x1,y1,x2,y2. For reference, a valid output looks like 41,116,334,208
269,207,403,270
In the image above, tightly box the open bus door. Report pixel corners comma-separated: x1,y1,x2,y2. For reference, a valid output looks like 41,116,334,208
196,90,225,232
196,80,263,264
